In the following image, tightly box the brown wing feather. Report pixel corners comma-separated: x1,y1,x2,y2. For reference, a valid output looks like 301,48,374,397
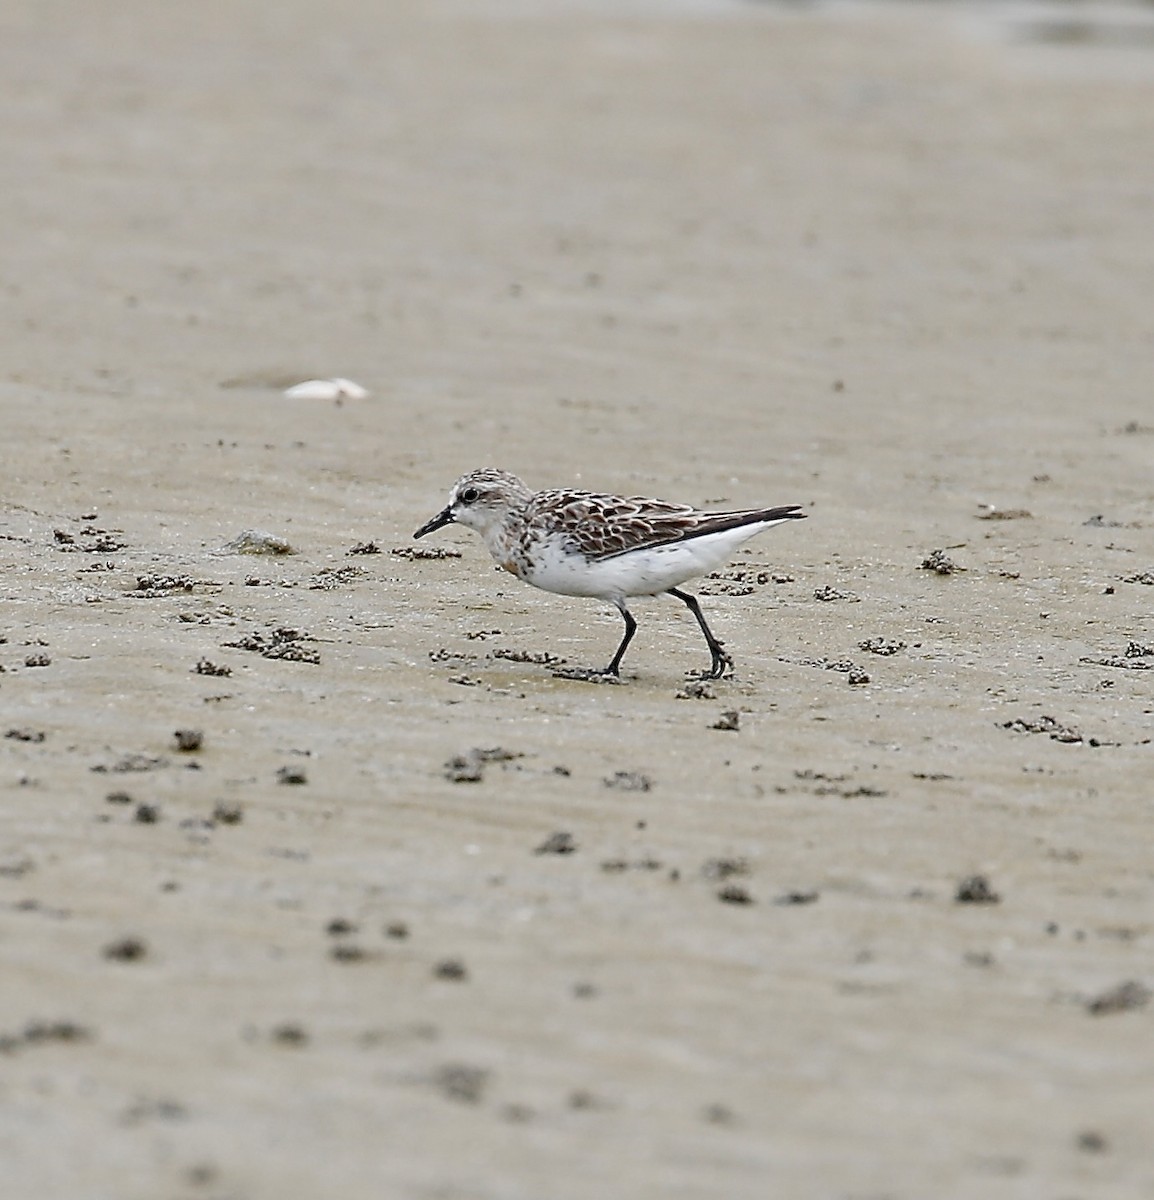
527,490,804,561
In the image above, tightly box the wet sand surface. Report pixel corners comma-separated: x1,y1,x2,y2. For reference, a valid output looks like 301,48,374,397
2,2,1153,1197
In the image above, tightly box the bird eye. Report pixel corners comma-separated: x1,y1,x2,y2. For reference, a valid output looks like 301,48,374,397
460,487,479,505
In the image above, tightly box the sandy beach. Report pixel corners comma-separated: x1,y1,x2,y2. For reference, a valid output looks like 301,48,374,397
2,2,1153,1196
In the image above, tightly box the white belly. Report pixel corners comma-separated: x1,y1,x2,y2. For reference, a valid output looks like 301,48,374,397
521,521,785,601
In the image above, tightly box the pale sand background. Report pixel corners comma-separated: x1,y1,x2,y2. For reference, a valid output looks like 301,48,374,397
2,2,1153,1197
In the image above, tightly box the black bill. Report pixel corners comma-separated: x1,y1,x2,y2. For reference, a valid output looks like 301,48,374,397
413,506,455,539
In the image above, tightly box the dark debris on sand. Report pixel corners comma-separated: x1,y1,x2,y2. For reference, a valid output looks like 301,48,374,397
91,754,168,775
132,574,196,597
53,526,127,554
223,627,320,664
103,937,148,962
859,637,906,656
490,647,567,667
5,728,46,743
444,747,522,783
702,857,749,881
330,944,372,964
955,874,1001,905
813,585,860,602
0,1021,93,1055
534,831,577,855
600,858,664,874
1001,715,1090,744
920,549,962,575
793,657,871,686
603,771,652,793
308,565,367,590
433,1064,489,1105
1080,641,1154,671
1086,980,1150,1016
194,658,232,677
392,546,462,561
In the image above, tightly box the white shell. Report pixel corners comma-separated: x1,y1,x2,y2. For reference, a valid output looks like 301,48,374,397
329,377,369,400
283,378,369,401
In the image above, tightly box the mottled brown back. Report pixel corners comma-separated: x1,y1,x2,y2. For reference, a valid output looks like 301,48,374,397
524,490,804,560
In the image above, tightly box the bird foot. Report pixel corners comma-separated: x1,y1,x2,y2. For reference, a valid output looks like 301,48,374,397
687,649,734,682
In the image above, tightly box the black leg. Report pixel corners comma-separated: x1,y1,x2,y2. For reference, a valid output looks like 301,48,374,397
553,603,635,684
604,604,637,676
668,588,733,679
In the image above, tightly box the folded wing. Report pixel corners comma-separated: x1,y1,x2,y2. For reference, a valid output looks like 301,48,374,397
530,490,805,561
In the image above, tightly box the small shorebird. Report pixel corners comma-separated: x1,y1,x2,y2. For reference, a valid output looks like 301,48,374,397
414,469,805,681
